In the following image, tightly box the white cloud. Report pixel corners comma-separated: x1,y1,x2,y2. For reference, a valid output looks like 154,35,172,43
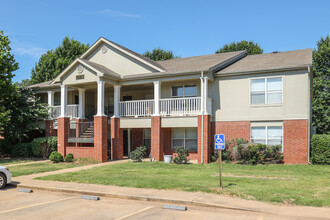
14,45,47,59
90,9,141,18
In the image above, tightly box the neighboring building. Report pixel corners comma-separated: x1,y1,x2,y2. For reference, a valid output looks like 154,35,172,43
30,37,313,164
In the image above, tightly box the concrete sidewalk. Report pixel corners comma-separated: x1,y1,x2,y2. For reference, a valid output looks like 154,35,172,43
10,160,330,220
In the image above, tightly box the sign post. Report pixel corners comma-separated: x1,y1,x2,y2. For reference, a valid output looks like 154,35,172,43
214,134,225,189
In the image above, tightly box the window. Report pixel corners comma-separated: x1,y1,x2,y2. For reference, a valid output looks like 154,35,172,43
143,129,151,149
172,128,197,151
251,126,283,150
251,77,282,104
172,85,197,97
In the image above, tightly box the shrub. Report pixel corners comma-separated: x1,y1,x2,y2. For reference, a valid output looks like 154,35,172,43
12,143,33,157
311,134,330,165
173,146,189,164
49,151,64,163
31,137,57,158
130,146,147,162
64,153,74,162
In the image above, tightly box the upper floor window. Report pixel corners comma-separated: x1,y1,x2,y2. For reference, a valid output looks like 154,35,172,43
250,77,282,104
172,85,197,98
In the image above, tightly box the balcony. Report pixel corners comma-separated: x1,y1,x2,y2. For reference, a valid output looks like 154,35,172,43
51,104,79,119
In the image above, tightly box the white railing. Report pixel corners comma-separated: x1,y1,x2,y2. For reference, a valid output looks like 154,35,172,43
160,97,201,116
50,105,79,118
119,100,154,117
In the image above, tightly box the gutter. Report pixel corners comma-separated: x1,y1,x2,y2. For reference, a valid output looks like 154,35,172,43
308,65,312,165
200,71,204,164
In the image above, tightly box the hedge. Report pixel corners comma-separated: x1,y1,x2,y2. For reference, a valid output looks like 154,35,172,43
311,134,330,165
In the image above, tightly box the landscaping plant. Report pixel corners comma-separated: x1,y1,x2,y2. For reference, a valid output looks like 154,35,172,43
49,151,64,163
130,146,147,162
64,153,74,162
311,134,330,164
31,137,57,158
173,146,189,164
11,142,33,157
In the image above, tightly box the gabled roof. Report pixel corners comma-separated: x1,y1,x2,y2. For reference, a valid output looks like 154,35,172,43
217,49,313,75
28,80,59,89
82,59,121,79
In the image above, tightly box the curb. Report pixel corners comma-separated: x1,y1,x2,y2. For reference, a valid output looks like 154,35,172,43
10,182,260,214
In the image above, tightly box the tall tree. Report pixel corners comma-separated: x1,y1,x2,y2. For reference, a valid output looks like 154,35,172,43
30,37,89,84
216,40,263,55
312,36,330,134
143,48,178,61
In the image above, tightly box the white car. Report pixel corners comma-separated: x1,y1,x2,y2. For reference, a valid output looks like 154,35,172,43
0,165,12,189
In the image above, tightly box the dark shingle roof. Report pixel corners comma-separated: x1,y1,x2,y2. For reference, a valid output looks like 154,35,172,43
82,59,121,79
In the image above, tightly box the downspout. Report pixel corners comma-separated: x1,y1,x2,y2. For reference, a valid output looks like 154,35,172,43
200,71,204,164
307,66,312,164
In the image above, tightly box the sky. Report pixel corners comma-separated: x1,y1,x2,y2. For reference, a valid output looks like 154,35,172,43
1,0,329,82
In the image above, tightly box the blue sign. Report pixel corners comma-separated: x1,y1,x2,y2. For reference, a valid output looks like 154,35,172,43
214,134,225,150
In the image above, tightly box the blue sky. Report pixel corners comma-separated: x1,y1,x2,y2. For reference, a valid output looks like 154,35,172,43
1,0,329,82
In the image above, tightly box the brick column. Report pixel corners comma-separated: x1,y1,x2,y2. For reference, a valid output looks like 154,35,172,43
45,119,57,137
151,116,163,161
110,117,123,160
283,120,309,164
57,117,70,156
198,115,211,164
94,116,108,162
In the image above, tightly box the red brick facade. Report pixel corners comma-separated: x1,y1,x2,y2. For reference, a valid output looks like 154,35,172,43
45,119,57,137
111,117,123,160
57,117,70,156
132,128,143,151
94,116,108,162
197,115,212,163
151,116,163,161
212,121,251,143
283,120,309,164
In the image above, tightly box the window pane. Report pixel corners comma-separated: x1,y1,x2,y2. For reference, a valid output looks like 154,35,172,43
184,85,197,96
251,127,266,139
251,93,265,104
143,139,151,148
185,128,197,138
143,129,151,139
267,139,282,146
185,139,197,151
172,128,184,138
267,78,282,91
173,139,184,148
267,92,282,104
268,126,282,139
172,86,183,97
251,79,265,92
251,139,266,144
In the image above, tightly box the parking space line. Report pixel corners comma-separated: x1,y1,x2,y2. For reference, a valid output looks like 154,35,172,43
0,197,76,214
114,206,155,220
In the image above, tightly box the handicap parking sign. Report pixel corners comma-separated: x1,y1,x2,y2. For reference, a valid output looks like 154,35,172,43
214,134,225,150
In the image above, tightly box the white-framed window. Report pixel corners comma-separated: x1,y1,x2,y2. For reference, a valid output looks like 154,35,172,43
143,129,151,149
251,126,283,150
172,127,197,151
172,85,197,98
250,77,282,104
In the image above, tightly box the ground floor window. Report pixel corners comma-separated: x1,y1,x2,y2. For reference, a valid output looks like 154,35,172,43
143,129,151,148
251,126,283,151
172,127,197,151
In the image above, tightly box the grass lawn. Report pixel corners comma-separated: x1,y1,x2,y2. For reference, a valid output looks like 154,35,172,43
0,158,38,165
9,159,99,177
37,162,330,207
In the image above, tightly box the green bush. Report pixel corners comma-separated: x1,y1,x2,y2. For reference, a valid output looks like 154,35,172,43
130,146,147,162
49,151,64,163
173,146,189,164
64,153,74,162
12,143,33,157
31,137,57,158
311,134,330,165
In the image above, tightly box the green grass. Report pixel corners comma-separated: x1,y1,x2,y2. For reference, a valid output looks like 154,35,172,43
37,162,330,207
0,158,37,165
9,158,99,177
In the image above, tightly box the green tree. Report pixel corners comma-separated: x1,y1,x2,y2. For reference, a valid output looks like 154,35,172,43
30,37,89,84
0,30,18,134
216,40,263,55
312,36,330,134
143,48,179,61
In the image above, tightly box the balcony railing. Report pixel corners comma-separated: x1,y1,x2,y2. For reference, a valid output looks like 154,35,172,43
160,97,201,116
50,105,79,119
119,99,154,117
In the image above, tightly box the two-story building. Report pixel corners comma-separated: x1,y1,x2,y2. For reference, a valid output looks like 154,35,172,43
30,37,313,164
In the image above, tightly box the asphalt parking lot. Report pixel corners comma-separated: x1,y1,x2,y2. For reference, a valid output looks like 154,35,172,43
0,186,315,220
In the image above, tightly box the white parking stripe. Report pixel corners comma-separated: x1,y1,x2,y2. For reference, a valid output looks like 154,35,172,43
0,197,76,214
115,206,155,220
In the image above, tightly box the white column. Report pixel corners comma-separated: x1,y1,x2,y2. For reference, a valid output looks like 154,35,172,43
113,85,121,117
200,77,204,115
153,81,161,116
60,85,67,117
47,91,54,117
78,88,86,118
96,80,105,116
204,77,209,114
